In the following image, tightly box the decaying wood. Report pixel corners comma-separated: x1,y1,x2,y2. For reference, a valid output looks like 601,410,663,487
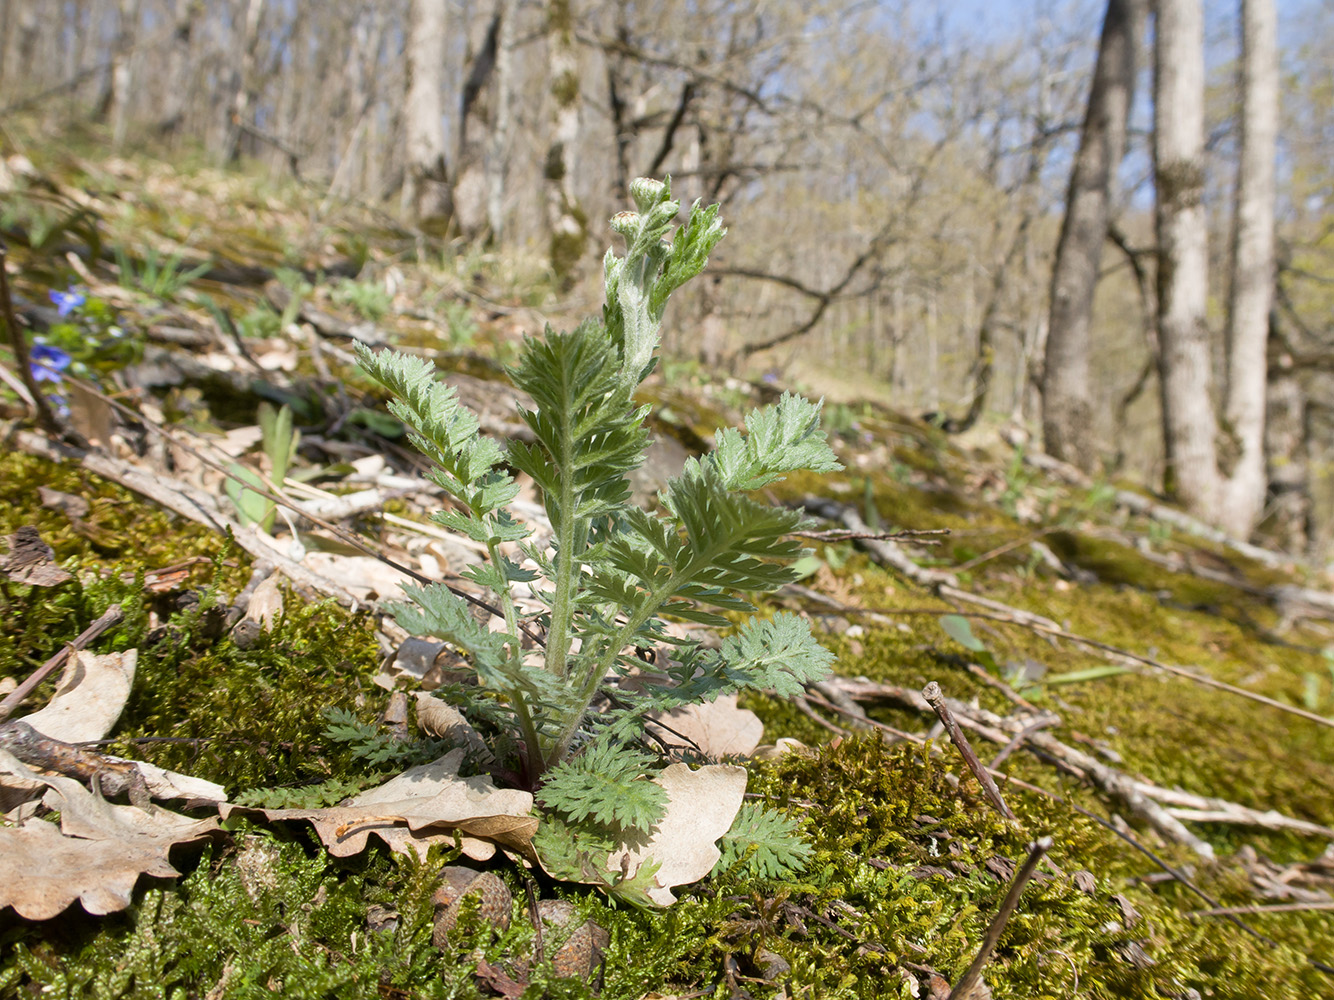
0,719,151,808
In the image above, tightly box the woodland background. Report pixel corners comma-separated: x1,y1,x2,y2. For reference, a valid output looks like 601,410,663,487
1,0,1330,556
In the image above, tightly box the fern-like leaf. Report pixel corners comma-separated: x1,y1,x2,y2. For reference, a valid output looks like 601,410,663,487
537,740,668,834
713,802,813,880
712,392,843,491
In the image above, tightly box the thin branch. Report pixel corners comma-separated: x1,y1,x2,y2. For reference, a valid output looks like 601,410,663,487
922,681,1016,822
948,837,1052,1000
0,604,125,721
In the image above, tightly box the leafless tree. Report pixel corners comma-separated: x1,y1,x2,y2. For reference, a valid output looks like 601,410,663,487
1153,0,1277,538
401,0,452,224
1042,0,1144,469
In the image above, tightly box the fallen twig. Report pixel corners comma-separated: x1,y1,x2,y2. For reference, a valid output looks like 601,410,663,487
922,681,1016,822
948,836,1052,1000
0,604,125,721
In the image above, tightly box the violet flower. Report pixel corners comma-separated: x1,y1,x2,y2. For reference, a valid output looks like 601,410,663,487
29,342,72,384
49,286,86,318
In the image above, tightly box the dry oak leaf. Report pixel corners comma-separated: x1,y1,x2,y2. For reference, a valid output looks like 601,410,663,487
221,748,536,861
607,762,747,906
647,692,764,758
0,525,71,587
22,649,137,744
0,749,222,919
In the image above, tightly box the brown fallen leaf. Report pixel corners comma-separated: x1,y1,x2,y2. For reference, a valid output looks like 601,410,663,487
606,763,747,906
22,649,137,743
221,748,536,861
647,693,764,759
0,749,222,919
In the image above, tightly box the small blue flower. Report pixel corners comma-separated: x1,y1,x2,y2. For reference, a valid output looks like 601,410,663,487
48,394,70,420
49,286,86,318
30,342,72,384
762,370,780,385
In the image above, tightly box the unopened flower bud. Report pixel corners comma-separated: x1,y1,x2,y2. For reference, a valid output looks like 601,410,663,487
629,177,667,212
609,211,640,238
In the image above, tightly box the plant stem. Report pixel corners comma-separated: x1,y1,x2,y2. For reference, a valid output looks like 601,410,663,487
0,240,61,436
543,411,587,682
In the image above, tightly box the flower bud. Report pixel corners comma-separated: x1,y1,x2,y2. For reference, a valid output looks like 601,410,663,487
609,211,640,238
629,177,667,213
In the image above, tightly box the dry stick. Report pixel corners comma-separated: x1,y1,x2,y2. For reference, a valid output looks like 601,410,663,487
922,681,1017,822
0,239,61,436
948,836,1053,1000
13,376,546,650
989,715,1056,769
800,686,1334,978
832,597,1334,732
0,603,125,721
1195,901,1334,917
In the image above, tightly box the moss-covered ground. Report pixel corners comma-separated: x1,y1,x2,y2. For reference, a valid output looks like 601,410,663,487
2,130,1333,998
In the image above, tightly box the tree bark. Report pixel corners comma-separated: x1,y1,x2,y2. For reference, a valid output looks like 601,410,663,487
1154,0,1217,520
486,0,516,244
220,0,265,164
107,0,140,148
156,0,199,139
1219,0,1278,536
401,0,452,225
544,0,588,287
453,6,502,240
1042,0,1143,470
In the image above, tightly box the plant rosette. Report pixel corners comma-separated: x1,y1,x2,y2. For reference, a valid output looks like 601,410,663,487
357,177,840,907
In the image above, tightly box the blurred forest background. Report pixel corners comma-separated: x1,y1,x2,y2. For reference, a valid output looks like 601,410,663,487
1,0,1330,558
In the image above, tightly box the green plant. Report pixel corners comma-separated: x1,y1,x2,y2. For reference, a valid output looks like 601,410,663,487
113,242,212,298
225,402,299,532
440,299,478,348
332,276,392,322
356,178,840,901
237,303,282,339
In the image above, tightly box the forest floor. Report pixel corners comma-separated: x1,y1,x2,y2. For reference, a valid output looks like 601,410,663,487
2,129,1333,999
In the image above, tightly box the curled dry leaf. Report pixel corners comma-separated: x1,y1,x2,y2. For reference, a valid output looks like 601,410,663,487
0,525,71,587
0,749,222,919
414,692,492,763
647,692,764,759
606,762,747,906
221,748,536,861
244,574,284,630
21,649,137,744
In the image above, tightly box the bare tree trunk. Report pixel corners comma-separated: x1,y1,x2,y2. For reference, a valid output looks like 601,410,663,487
1154,0,1217,520
486,0,515,244
1042,0,1144,469
220,0,265,164
544,0,588,287
156,0,198,139
1266,325,1309,554
1219,0,1278,536
401,0,452,225
327,7,385,201
106,0,139,147
453,5,502,239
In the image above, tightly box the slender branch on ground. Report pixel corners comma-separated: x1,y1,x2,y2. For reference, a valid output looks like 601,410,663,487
0,604,125,721
922,681,1017,822
947,837,1052,1000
